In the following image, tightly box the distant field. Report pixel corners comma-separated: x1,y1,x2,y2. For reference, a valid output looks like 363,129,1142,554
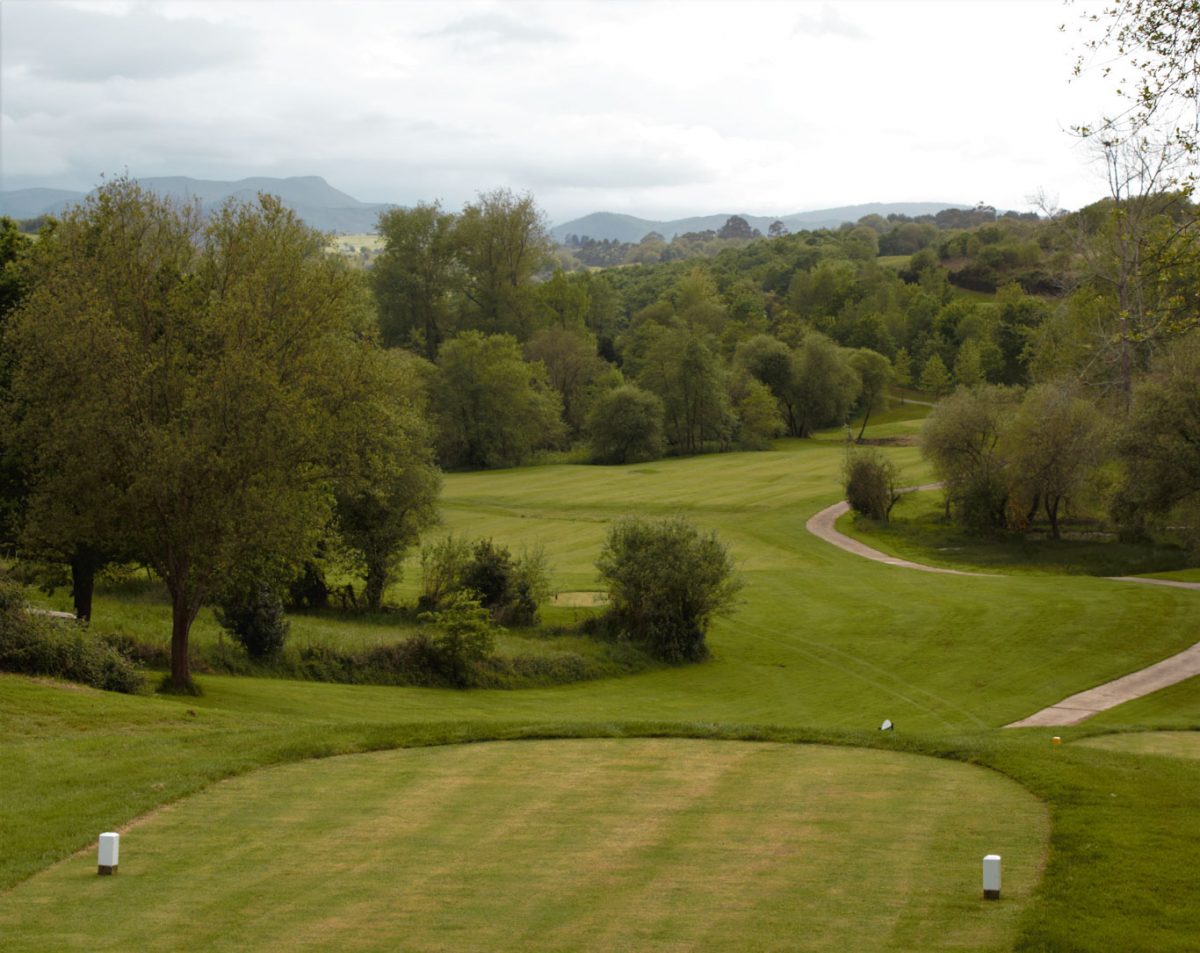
329,232,383,251
0,740,1048,953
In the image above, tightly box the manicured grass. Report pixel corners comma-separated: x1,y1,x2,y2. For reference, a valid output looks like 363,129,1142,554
1080,675,1200,731
8,420,1200,951
839,491,1198,577
0,739,1048,953
1145,568,1200,583
1075,730,1200,760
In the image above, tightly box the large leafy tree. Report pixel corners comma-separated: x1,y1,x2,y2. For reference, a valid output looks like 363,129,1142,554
0,217,34,558
432,331,564,469
1115,332,1200,545
455,189,551,340
1003,382,1107,538
372,202,459,359
4,179,418,690
921,385,1021,530
333,350,441,611
638,325,733,454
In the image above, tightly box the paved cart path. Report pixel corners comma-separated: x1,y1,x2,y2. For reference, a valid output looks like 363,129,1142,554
805,493,1200,727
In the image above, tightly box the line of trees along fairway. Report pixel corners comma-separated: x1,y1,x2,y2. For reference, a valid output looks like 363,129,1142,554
2,180,438,690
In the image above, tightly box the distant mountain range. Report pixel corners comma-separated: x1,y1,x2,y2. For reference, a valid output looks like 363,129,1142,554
1,178,968,240
549,203,970,244
0,176,396,234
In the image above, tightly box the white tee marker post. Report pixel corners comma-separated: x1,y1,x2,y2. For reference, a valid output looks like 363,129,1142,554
982,854,1001,900
98,833,119,876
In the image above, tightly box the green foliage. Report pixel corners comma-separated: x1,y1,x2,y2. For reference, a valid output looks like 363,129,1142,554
416,590,497,687
585,384,665,464
333,349,441,610
848,348,891,440
0,577,143,693
921,385,1019,530
1116,333,1200,546
212,581,290,661
1003,381,1108,537
3,178,417,690
286,561,329,610
892,348,913,388
953,339,985,387
420,535,550,626
843,450,901,522
433,331,565,468
728,371,784,449
637,325,734,454
789,333,862,437
596,515,741,663
455,189,552,340
371,201,458,358
418,534,473,610
523,325,610,435
918,353,952,396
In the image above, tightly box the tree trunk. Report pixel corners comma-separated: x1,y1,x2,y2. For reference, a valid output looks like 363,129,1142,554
69,547,100,622
168,587,201,692
856,408,872,442
1046,495,1061,540
364,561,387,612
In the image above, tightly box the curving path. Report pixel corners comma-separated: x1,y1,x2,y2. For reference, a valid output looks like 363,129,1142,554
806,492,1200,727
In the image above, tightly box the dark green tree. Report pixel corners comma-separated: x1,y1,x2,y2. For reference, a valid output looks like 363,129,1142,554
585,385,665,465
596,515,741,663
638,326,733,454
456,189,551,340
433,331,564,468
333,350,441,611
372,202,459,359
4,179,412,690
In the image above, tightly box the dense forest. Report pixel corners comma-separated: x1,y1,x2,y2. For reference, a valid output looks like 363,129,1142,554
2,159,1199,688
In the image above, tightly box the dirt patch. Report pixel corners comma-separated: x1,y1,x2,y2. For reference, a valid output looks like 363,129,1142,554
551,591,609,607
855,436,917,446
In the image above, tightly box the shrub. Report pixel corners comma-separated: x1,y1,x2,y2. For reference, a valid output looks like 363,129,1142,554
287,561,329,610
596,516,741,663
418,534,472,610
420,535,549,625
417,591,496,687
213,581,290,660
585,385,665,464
843,450,901,522
0,577,144,693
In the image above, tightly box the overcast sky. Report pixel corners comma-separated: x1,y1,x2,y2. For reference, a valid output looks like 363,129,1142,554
1,0,1124,223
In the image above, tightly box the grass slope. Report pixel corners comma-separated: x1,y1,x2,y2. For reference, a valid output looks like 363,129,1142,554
6,418,1200,951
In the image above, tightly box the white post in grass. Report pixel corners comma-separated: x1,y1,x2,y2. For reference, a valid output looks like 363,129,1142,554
982,854,1001,900
98,833,119,875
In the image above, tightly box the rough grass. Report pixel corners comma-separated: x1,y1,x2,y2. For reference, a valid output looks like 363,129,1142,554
839,490,1197,577
0,739,1048,953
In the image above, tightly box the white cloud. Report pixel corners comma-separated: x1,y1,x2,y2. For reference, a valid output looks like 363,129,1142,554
0,0,1127,221
792,3,866,39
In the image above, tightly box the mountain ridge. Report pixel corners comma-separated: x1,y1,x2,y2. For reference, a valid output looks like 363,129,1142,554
549,203,971,244
2,178,969,239
0,176,395,233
